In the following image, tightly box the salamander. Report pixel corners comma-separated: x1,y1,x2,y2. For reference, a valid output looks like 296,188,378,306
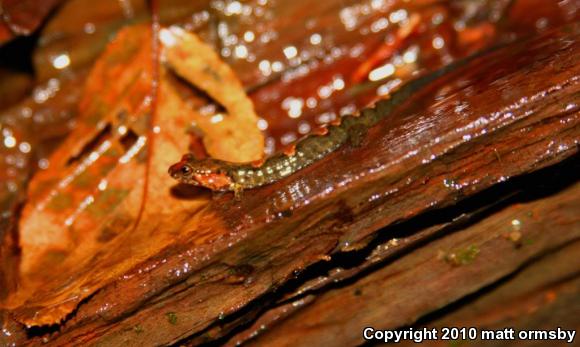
169,59,465,194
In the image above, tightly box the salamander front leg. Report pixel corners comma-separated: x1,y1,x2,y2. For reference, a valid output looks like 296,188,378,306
232,183,244,201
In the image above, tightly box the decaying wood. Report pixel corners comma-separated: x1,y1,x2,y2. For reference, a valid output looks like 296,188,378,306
411,238,580,347
2,24,576,346
224,160,580,346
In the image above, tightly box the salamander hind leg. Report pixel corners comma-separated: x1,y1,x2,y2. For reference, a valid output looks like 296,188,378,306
232,183,244,201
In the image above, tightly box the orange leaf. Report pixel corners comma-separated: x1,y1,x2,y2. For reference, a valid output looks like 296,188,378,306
163,27,265,162
3,24,260,326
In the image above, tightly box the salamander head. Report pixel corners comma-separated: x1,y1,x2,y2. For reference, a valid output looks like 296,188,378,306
169,154,234,191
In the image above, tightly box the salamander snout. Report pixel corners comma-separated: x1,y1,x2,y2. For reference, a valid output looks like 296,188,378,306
168,160,194,181
168,156,233,190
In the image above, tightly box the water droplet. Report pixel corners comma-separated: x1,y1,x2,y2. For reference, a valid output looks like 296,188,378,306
298,122,311,134
432,13,444,25
159,28,178,47
257,118,268,130
369,63,395,81
377,78,401,96
52,54,71,70
370,17,389,32
33,78,60,103
38,158,49,169
389,9,408,23
224,1,242,16
210,114,224,123
84,22,96,34
282,97,304,118
3,136,16,148
332,76,345,90
234,45,248,59
20,107,32,118
98,179,108,191
283,46,298,59
432,36,445,49
258,60,272,76
243,31,255,42
281,132,297,145
310,33,322,45
403,46,418,63
306,97,317,108
271,61,283,72
264,137,275,156
317,85,332,99
339,7,358,31
535,17,548,30
18,142,31,153
221,47,231,57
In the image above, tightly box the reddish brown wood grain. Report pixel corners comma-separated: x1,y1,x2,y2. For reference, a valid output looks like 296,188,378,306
231,167,580,346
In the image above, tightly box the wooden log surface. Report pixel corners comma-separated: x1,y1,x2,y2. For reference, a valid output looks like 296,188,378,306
226,159,580,346
1,23,576,346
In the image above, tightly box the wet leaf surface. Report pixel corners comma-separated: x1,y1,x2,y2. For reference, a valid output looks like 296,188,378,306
164,27,264,162
4,23,263,326
0,0,63,44
31,0,213,81
6,25,184,324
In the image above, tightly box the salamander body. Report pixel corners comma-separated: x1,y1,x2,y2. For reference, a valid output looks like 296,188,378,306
169,59,464,193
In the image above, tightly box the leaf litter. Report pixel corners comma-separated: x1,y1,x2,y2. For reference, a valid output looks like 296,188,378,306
3,24,264,326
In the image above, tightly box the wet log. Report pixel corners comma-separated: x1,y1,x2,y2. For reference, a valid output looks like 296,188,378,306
224,159,580,346
3,23,577,346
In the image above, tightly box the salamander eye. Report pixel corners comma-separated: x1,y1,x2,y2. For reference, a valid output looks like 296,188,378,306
180,165,192,175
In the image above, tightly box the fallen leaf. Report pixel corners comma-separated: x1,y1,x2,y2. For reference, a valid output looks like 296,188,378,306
163,26,264,162
4,23,261,326
0,0,63,44
32,0,213,81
